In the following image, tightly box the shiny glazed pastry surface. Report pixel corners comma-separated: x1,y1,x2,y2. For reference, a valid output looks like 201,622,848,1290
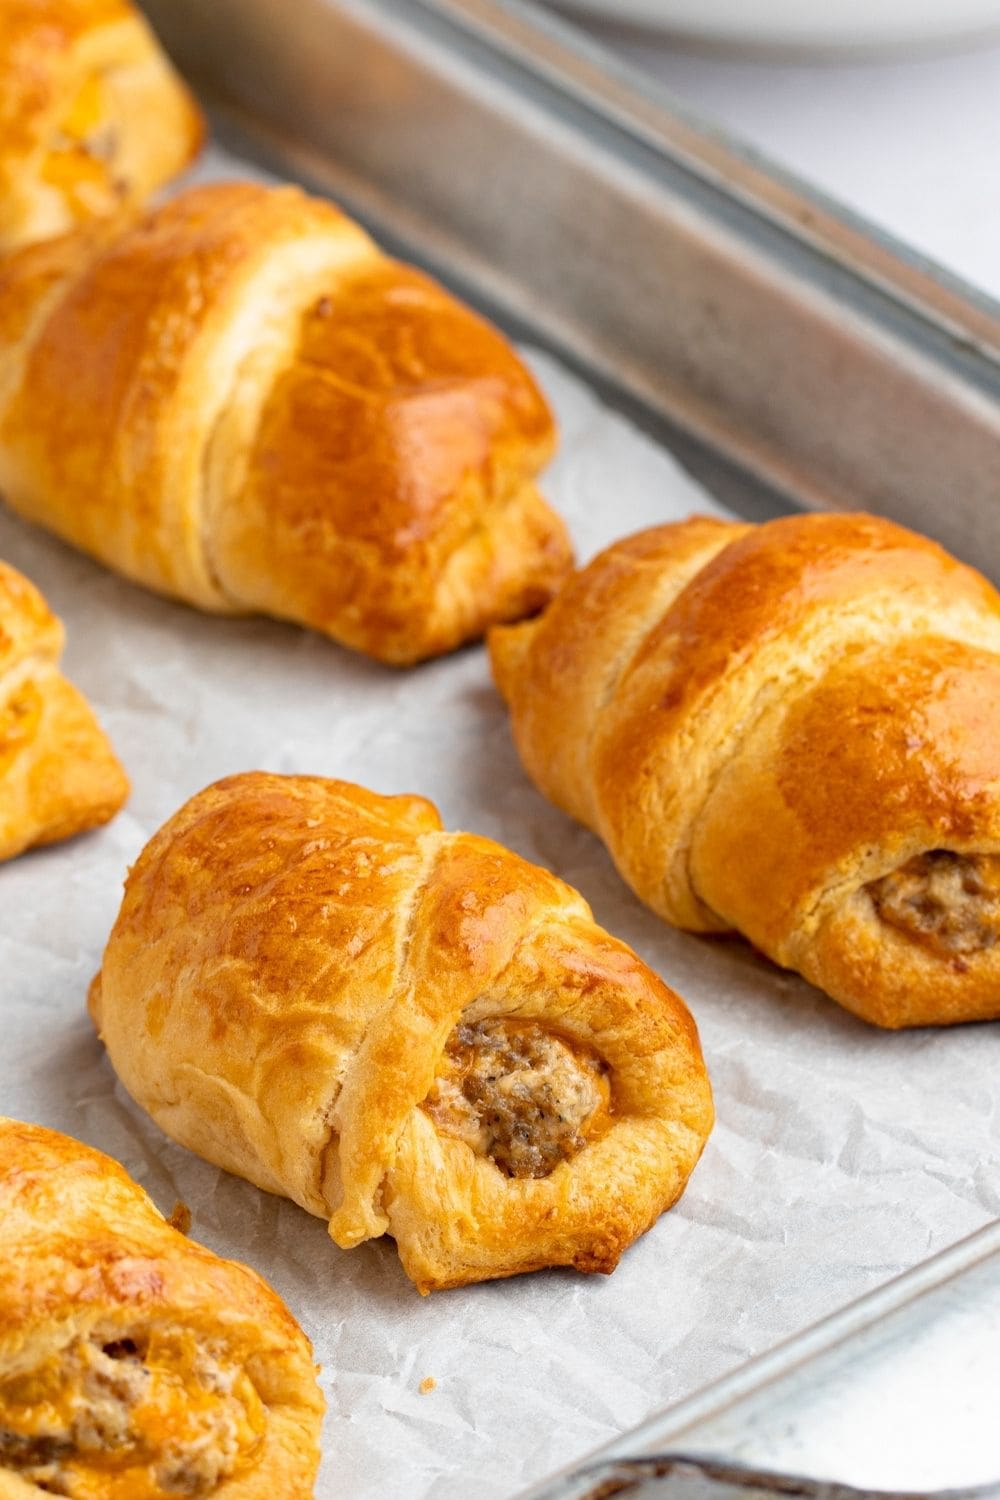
89,772,713,1292
0,1118,323,1499
0,181,571,663
0,557,127,859
489,512,1000,1029
0,0,203,253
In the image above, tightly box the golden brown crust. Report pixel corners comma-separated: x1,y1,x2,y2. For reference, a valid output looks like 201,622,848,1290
213,259,565,660
0,559,128,860
489,517,745,829
490,512,1000,1028
0,0,204,252
89,772,713,1292
0,1117,324,1498
0,182,571,663
694,637,1000,1028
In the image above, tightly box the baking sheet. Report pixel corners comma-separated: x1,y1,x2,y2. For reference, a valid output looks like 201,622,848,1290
2,148,1000,1500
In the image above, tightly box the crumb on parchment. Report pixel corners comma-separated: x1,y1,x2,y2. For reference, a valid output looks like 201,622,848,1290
419,1377,436,1395
167,1201,192,1234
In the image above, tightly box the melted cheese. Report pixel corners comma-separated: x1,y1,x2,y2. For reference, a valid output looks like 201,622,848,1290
1,1332,266,1498
60,76,105,141
41,74,119,214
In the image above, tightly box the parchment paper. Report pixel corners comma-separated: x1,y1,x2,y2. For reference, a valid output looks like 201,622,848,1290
2,150,999,1500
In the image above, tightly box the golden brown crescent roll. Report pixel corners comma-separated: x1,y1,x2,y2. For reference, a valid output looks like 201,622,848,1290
0,557,127,859
88,772,713,1293
0,0,204,253
0,180,571,663
489,512,1000,1030
0,1116,324,1498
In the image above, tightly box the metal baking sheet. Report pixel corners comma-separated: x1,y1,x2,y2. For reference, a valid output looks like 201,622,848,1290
4,4,1000,1498
519,1218,1000,1498
138,0,1000,565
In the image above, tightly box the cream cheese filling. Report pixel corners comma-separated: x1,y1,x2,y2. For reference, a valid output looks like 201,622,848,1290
0,1330,265,1498
422,1018,610,1178
868,850,1000,958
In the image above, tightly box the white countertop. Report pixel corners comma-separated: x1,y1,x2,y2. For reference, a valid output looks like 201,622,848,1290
574,23,1000,305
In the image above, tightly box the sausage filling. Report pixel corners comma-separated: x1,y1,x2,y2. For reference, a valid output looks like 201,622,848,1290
422,1019,610,1178
868,850,1000,958
0,1331,265,1498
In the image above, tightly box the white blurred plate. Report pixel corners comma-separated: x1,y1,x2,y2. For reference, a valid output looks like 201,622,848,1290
553,0,1000,52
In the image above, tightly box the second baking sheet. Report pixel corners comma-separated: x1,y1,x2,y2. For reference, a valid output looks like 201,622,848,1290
2,155,999,1500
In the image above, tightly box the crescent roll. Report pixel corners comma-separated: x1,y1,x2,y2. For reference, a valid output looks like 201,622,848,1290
88,772,713,1293
490,512,1000,1030
0,1117,323,1498
0,558,127,859
0,181,572,663
0,0,204,253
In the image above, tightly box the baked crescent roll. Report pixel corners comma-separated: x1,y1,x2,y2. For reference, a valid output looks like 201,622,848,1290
89,772,713,1293
0,557,127,859
490,512,1000,1030
0,0,204,253
0,181,572,663
0,1117,324,1498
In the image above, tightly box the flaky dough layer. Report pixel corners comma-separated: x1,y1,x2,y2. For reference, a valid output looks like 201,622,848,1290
90,772,713,1292
490,512,1000,1028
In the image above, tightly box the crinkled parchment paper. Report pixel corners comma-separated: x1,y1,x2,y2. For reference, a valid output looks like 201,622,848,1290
2,149,999,1500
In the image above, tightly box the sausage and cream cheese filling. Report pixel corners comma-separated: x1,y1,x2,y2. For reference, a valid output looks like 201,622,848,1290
868,850,1000,958
0,1329,265,1497
422,1018,611,1178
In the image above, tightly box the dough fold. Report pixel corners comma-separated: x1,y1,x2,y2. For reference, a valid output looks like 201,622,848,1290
0,1117,323,1499
89,772,713,1292
490,512,1000,1028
